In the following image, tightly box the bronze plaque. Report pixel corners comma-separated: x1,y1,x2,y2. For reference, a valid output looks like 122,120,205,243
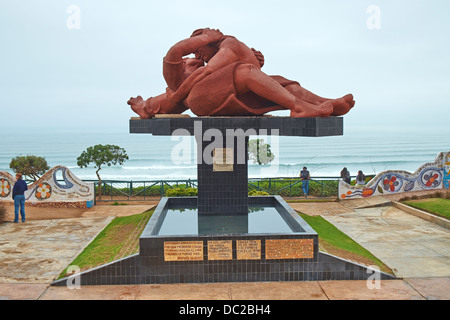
237,240,261,260
164,241,204,261
208,240,233,260
213,148,234,172
266,239,314,259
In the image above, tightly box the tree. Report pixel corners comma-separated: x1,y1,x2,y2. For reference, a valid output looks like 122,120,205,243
77,144,128,199
248,139,275,165
9,155,50,181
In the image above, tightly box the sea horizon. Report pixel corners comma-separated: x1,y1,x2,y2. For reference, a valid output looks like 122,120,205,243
1,122,448,182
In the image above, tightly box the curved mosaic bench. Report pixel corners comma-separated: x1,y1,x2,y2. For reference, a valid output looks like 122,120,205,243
0,166,94,208
339,151,450,199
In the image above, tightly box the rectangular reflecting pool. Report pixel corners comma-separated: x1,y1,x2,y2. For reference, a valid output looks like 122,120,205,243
157,205,296,236
143,196,313,238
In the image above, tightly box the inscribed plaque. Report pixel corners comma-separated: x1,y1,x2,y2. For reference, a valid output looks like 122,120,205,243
237,240,261,260
265,239,314,259
164,241,204,262
208,240,233,260
213,148,234,172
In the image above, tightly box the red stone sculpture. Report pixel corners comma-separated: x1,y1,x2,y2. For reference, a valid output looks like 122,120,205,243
128,28,355,118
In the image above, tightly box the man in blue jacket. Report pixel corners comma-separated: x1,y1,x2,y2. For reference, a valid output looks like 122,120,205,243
12,173,28,223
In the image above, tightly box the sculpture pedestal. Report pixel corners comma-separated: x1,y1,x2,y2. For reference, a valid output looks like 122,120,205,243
130,116,344,215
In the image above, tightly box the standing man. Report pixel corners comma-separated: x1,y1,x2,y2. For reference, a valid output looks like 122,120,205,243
12,173,28,223
300,166,310,198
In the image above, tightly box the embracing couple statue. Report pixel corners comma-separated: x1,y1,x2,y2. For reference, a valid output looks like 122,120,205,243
128,28,355,118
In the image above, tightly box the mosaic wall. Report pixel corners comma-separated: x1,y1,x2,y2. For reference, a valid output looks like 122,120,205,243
0,166,94,208
340,151,450,199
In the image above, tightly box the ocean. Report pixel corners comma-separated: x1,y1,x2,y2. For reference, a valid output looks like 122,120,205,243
1,124,448,182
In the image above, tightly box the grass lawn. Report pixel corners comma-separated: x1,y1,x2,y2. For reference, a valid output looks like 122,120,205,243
298,212,394,275
58,209,154,279
402,198,450,220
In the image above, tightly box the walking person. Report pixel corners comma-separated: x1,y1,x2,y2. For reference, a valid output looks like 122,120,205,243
300,166,310,198
340,167,351,184
12,173,28,223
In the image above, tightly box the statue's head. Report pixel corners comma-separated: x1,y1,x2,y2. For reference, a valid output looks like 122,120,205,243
190,28,220,63
191,28,205,38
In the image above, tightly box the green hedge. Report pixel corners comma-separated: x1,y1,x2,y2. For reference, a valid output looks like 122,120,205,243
166,187,198,197
248,179,338,198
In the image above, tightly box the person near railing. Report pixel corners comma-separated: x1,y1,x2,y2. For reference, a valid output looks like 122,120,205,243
300,167,310,198
12,173,28,223
356,170,366,187
340,167,351,184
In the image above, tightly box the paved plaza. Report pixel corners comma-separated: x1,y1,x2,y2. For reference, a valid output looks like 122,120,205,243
0,198,449,300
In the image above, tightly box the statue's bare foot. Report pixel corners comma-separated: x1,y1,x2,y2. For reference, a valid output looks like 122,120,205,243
290,100,333,118
330,94,355,116
344,94,355,106
127,96,153,119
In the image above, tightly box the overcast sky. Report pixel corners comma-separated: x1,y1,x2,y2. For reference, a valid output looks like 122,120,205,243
1,0,449,132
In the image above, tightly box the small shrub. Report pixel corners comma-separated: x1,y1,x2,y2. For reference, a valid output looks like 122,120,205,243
166,187,198,197
249,190,269,196
185,188,198,196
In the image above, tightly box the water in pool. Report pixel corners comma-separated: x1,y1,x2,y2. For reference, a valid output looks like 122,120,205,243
157,206,294,236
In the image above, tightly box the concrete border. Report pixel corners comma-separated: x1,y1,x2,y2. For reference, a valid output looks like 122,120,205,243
393,201,450,230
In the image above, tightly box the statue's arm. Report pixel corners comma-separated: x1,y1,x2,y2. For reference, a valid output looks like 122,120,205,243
170,47,239,103
163,29,223,91
165,30,223,62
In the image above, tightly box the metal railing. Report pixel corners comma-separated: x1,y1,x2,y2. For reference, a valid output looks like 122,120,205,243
90,177,341,202
91,179,198,202
248,177,339,198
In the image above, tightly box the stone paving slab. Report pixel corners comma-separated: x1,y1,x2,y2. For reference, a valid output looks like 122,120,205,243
228,281,327,300
6,278,448,300
404,278,450,300
318,280,424,300
289,202,353,216
137,283,233,300
0,217,113,283
339,196,392,209
324,206,450,278
0,283,49,300
40,282,328,300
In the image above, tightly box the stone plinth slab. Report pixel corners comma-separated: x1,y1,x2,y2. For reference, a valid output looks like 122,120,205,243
130,116,343,137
